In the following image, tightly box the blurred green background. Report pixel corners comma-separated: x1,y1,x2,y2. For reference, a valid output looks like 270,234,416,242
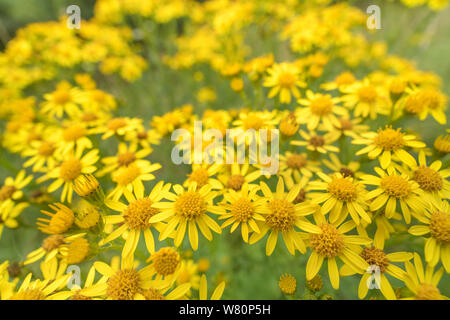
0,0,449,299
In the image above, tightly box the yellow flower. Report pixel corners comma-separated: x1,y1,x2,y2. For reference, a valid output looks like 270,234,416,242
341,78,389,119
353,126,425,169
321,71,356,92
0,170,33,212
102,181,172,259
308,172,369,225
97,142,153,177
291,130,339,154
149,183,224,251
263,62,306,104
38,148,99,203
409,151,450,206
278,273,296,295
93,257,171,300
36,203,75,234
24,233,85,265
297,90,347,130
408,200,450,272
305,214,372,290
218,163,261,191
434,132,450,154
41,81,82,118
184,163,223,190
249,178,319,256
109,161,161,201
22,140,58,172
340,245,412,300
49,265,108,300
146,247,181,282
363,167,425,224
100,117,142,140
220,184,266,242
402,253,447,300
6,272,71,300
0,202,29,239
322,153,362,178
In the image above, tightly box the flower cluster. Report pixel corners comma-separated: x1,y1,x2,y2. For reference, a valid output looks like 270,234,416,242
0,0,448,300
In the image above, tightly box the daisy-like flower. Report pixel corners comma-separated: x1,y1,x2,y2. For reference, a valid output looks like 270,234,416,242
340,78,390,119
353,126,426,169
263,62,306,104
5,272,71,300
321,71,356,92
408,200,450,272
340,245,412,300
93,256,172,300
402,253,447,300
145,247,181,282
0,202,29,239
108,161,161,201
97,142,153,177
409,151,450,206
218,163,261,191
249,178,319,256
56,123,94,156
304,214,372,290
184,163,223,190
0,170,33,211
38,148,99,203
22,140,58,172
149,183,224,251
232,111,279,145
296,91,347,130
24,233,85,265
278,152,320,179
78,87,117,112
308,172,370,225
99,117,142,140
291,130,340,154
198,274,225,300
219,184,266,242
102,181,172,259
363,167,425,224
41,81,82,118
